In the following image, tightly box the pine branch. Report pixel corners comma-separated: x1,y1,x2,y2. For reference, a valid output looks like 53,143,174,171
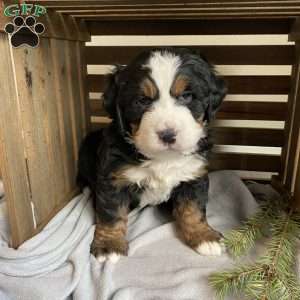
209,264,264,300
257,210,300,300
210,202,300,300
224,203,277,258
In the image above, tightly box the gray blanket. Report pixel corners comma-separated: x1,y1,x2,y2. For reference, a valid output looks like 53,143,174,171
0,171,266,300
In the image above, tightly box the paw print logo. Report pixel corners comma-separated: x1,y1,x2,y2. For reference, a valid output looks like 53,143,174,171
4,16,45,48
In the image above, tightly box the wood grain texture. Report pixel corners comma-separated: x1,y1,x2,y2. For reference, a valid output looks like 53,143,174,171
294,129,300,209
51,39,77,193
0,28,89,247
290,20,300,208
26,1,300,19
77,42,90,133
12,40,58,225
65,41,81,163
280,41,300,193
39,10,90,41
0,33,35,246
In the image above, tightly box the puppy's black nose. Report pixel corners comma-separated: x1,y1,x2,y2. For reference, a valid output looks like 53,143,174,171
157,129,176,144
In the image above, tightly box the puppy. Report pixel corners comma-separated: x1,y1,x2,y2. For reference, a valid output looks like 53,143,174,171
77,48,227,263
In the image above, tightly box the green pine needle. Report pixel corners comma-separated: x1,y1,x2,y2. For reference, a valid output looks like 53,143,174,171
209,264,263,300
224,204,276,258
209,198,300,300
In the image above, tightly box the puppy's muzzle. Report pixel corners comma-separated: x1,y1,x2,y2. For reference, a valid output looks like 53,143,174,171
157,128,176,145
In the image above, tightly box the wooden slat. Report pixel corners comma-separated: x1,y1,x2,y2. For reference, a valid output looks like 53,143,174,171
87,19,291,35
294,137,300,209
70,15,300,21
13,39,58,225
213,127,284,147
2,36,89,247
85,45,294,65
40,10,90,42
90,99,105,117
31,0,300,5
90,99,287,121
226,76,291,94
51,39,77,192
90,122,109,131
281,41,300,193
28,1,300,18
41,39,67,204
77,42,90,133
210,153,281,172
0,33,34,246
87,74,291,94
37,0,300,8
66,41,82,163
217,101,287,120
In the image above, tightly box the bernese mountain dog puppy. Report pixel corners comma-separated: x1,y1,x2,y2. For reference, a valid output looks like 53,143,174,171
77,47,227,263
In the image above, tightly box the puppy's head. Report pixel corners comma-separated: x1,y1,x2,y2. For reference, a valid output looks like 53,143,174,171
104,48,227,158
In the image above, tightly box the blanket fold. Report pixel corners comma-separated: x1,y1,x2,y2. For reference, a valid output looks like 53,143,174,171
0,171,269,300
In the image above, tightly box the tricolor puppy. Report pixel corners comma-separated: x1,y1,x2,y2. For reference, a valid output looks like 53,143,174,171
77,48,227,263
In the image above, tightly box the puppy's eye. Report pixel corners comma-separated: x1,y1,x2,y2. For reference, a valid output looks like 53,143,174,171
136,95,152,106
178,90,193,104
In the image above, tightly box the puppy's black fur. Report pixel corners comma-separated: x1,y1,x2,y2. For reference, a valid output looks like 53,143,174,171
77,47,227,257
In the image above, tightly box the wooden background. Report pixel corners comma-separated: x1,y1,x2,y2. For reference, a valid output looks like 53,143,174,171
84,19,293,181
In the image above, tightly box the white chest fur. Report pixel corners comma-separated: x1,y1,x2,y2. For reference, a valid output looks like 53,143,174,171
121,153,207,207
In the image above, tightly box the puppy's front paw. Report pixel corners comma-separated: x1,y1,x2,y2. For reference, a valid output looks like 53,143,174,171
195,230,226,256
96,252,122,264
196,240,225,256
91,237,128,264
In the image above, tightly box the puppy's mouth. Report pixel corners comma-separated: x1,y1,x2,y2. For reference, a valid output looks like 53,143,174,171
149,138,198,157
165,143,197,155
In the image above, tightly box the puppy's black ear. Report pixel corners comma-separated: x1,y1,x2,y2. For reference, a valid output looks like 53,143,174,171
205,70,227,122
103,65,127,134
103,65,125,118
182,49,227,122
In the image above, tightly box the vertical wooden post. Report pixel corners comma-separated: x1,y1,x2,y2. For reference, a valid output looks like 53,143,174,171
279,18,300,208
294,129,300,208
0,33,35,244
0,10,90,247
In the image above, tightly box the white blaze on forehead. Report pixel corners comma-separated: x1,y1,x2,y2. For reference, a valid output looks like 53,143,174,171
134,50,205,159
146,51,181,100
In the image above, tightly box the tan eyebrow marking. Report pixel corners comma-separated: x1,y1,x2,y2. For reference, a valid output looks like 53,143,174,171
140,77,157,99
171,75,190,97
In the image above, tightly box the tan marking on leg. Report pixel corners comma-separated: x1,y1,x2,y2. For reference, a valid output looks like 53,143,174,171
91,207,128,256
173,200,222,249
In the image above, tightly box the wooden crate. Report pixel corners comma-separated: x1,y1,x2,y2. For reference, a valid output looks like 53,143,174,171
0,0,300,247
